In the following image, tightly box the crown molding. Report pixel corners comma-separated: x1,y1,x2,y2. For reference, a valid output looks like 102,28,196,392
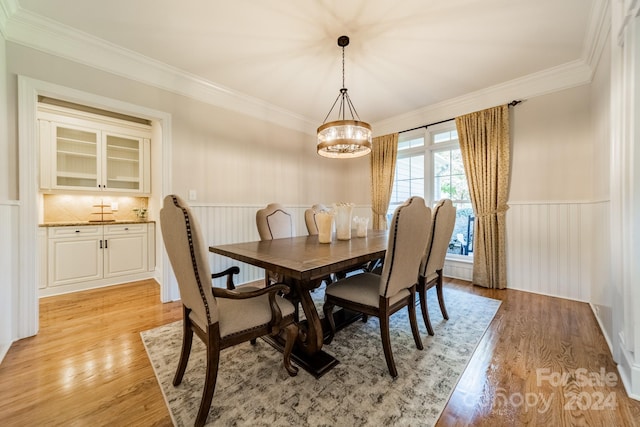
0,0,18,37
2,1,608,138
373,59,593,136
582,0,611,71
2,5,317,135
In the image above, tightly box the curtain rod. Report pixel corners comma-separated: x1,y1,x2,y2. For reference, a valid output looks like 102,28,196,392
397,99,522,134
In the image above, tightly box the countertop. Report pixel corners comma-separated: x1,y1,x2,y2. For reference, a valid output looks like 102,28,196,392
40,220,155,227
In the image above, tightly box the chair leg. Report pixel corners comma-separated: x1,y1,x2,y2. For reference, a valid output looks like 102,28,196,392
436,271,449,320
322,302,336,344
294,302,300,323
380,314,398,378
250,338,257,345
361,314,368,323
408,297,424,350
418,284,435,336
282,323,299,377
173,313,194,386
195,331,220,427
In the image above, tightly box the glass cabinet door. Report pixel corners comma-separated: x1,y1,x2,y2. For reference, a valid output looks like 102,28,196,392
54,125,99,189
104,134,143,191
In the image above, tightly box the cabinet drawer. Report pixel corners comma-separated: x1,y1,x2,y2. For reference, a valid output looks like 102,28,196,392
48,226,102,238
104,223,147,235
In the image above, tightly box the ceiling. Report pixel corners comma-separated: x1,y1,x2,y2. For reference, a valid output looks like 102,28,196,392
8,0,602,126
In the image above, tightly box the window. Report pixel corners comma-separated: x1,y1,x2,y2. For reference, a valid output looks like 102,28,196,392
387,125,474,259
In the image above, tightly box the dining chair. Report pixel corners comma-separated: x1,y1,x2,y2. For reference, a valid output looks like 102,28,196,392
256,202,293,240
161,195,298,426
418,199,456,335
256,203,294,286
322,196,432,377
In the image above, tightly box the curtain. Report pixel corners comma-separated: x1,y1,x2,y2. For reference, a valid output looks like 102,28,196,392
455,105,510,289
370,133,398,230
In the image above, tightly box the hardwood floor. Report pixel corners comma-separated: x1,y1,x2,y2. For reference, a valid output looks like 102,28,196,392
0,279,638,426
0,280,181,426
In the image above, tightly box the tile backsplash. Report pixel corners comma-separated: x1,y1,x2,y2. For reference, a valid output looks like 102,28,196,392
42,194,149,223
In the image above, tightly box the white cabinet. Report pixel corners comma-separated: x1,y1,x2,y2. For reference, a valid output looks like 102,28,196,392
38,105,151,194
42,223,155,297
103,223,148,277
48,226,103,288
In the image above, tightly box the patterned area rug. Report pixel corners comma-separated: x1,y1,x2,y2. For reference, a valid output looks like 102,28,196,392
141,287,501,426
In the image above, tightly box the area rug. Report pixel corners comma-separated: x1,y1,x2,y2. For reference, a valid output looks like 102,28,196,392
141,287,501,426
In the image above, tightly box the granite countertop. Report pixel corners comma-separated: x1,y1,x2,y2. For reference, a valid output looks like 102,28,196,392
40,220,155,227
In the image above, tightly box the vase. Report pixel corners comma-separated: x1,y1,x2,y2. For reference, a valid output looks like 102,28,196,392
334,203,354,240
316,211,334,243
354,216,369,237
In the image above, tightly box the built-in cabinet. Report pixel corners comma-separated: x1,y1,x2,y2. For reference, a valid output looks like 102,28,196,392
39,222,156,297
38,104,151,194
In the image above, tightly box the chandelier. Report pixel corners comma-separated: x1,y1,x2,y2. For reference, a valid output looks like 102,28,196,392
317,36,372,158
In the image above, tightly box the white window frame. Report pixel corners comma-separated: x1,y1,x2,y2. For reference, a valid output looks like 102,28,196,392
387,122,474,261
427,122,473,261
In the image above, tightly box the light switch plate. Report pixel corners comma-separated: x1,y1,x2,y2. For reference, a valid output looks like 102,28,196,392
188,190,197,201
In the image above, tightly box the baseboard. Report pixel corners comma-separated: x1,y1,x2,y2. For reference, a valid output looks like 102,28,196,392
618,335,640,401
589,302,614,356
0,343,10,365
506,285,589,303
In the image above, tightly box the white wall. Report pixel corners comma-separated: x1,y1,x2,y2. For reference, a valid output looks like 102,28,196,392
506,85,601,300
609,0,640,399
509,86,594,202
0,32,15,360
589,28,613,349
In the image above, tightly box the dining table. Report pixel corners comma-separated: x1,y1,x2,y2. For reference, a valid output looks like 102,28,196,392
209,229,388,377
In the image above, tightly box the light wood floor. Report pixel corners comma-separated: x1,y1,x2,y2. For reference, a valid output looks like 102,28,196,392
0,279,638,426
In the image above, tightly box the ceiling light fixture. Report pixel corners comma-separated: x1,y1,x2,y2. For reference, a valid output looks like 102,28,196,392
317,35,372,158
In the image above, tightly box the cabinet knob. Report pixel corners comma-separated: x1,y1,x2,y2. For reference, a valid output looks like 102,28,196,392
75,230,80,233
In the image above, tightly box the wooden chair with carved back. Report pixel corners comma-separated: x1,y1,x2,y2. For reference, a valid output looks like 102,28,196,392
322,196,431,377
160,195,298,426
417,198,456,335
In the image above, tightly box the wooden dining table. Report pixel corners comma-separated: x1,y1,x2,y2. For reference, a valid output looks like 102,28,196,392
209,229,388,377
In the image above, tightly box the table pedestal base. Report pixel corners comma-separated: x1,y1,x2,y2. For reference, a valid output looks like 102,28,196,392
261,336,339,378
262,307,364,378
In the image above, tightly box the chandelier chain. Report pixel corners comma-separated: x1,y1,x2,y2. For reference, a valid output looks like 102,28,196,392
342,45,345,89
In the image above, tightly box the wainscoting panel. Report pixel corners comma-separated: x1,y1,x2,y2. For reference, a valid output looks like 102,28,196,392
443,260,473,281
506,201,608,302
191,204,372,286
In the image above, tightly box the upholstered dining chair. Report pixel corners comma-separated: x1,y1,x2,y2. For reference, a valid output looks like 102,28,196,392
161,195,298,427
256,203,294,286
322,196,432,377
418,199,456,336
256,202,293,240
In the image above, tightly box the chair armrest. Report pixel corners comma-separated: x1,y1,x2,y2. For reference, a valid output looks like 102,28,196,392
212,283,291,332
211,266,240,290
211,283,290,300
